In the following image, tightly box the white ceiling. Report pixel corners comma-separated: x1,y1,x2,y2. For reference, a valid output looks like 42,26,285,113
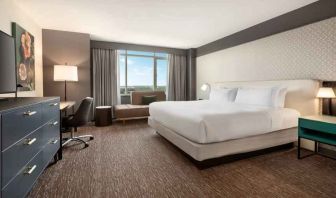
14,0,317,49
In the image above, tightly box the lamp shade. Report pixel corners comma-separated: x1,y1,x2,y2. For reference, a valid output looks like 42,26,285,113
317,87,336,98
54,65,78,81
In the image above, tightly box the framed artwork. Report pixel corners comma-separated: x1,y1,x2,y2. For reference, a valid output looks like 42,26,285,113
12,23,35,91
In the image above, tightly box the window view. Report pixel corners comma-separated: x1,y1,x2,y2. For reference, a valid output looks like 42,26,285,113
156,59,168,91
119,50,168,95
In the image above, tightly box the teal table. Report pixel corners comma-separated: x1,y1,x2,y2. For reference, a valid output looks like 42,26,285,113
298,115,336,159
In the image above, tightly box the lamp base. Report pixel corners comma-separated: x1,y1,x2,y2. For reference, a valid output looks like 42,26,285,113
64,80,67,101
322,98,332,115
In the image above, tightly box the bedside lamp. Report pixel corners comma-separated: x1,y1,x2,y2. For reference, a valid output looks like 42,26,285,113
54,65,78,101
317,87,335,115
200,83,211,100
201,83,211,92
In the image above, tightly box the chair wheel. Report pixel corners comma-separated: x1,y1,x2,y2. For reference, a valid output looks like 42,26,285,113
90,137,94,140
84,143,89,148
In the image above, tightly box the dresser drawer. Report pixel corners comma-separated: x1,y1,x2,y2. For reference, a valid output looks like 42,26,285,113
2,126,45,188
43,118,60,164
44,118,60,142
43,136,60,164
2,151,46,198
42,99,60,123
2,103,42,149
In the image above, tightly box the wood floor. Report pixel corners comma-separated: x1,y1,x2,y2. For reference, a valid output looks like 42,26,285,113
28,120,336,198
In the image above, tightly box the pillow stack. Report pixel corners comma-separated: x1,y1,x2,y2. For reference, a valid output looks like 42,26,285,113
208,86,287,108
235,87,287,107
209,88,238,102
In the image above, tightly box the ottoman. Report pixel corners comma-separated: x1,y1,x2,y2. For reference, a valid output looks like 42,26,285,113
95,106,112,126
114,104,149,124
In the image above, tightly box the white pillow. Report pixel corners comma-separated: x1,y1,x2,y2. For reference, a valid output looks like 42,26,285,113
209,88,238,102
234,86,288,107
271,87,287,108
234,87,274,106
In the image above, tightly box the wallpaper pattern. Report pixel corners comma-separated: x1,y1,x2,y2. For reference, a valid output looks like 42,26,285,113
197,17,336,91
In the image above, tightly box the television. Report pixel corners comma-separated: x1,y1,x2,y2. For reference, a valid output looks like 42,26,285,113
0,31,16,94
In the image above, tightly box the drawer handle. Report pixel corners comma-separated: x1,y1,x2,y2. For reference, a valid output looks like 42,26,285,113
25,138,37,145
51,121,59,126
23,111,37,116
51,139,58,144
24,165,37,175
49,103,58,106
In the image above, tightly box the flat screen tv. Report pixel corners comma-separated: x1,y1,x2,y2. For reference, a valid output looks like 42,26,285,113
0,31,16,94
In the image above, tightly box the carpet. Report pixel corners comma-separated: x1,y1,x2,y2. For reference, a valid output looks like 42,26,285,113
28,120,336,198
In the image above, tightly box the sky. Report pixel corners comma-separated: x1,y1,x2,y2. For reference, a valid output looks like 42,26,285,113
119,55,168,87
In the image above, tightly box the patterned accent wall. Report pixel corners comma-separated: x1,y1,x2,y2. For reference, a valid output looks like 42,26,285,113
197,17,336,97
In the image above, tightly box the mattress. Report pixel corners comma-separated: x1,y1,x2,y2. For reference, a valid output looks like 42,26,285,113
149,100,300,144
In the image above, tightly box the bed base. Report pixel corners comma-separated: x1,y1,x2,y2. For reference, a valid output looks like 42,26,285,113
149,117,297,169
157,132,294,169
176,140,293,169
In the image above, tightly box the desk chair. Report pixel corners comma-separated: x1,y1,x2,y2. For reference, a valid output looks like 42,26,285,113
62,97,94,148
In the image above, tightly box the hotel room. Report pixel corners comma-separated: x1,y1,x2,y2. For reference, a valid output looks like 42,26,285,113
0,0,335,197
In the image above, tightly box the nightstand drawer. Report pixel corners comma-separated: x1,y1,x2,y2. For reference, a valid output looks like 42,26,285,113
2,126,45,188
299,118,336,135
2,103,43,149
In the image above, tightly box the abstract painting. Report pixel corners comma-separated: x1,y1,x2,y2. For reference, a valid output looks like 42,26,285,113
12,23,35,91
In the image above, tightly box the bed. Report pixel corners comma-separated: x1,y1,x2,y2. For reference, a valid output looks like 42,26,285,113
148,80,320,165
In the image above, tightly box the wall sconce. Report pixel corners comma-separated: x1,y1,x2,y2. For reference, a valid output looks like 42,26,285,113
200,83,211,100
201,83,211,92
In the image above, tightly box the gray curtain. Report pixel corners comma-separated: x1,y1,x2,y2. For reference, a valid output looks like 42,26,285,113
92,48,119,117
168,54,187,101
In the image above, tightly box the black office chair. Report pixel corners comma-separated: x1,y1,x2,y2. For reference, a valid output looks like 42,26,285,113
62,97,94,148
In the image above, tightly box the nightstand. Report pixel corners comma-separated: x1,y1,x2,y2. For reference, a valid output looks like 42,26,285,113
298,115,336,159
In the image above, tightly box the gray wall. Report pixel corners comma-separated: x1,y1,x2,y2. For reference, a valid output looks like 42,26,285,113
42,29,91,110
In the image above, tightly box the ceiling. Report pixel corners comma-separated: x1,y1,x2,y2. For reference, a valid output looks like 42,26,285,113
14,0,317,49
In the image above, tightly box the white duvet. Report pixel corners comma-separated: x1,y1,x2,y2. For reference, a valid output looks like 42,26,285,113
149,100,299,144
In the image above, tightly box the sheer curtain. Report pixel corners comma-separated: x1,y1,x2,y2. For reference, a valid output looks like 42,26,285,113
167,54,187,101
92,48,120,117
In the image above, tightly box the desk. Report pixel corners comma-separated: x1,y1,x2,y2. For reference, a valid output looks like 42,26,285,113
60,101,76,113
58,101,76,159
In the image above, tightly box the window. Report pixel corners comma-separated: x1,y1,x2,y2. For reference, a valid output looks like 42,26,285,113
156,59,168,91
119,50,168,95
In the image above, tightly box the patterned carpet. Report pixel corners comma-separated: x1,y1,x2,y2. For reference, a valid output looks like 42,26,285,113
28,120,336,198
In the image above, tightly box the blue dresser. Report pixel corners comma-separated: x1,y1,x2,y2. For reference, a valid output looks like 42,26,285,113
0,97,60,198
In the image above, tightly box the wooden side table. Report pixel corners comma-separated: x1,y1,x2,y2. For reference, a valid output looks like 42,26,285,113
298,115,336,159
95,106,112,126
